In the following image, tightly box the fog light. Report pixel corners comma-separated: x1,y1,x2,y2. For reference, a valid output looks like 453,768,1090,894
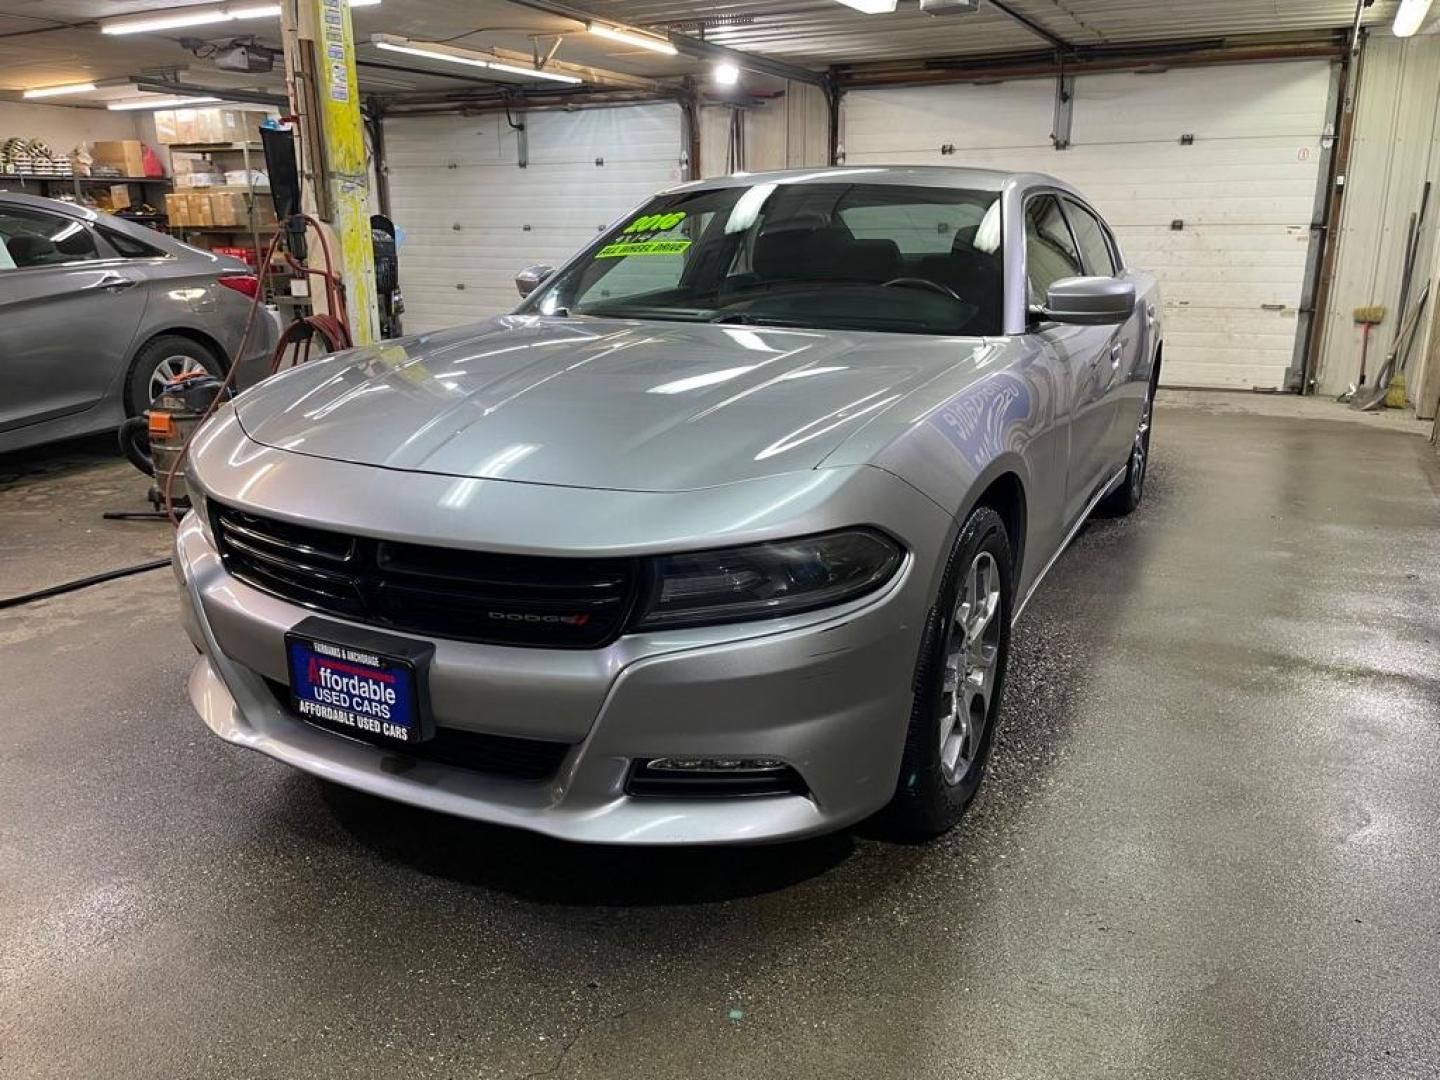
645,756,788,773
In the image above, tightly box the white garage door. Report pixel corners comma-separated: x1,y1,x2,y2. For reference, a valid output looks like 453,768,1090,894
384,103,685,333
843,62,1335,389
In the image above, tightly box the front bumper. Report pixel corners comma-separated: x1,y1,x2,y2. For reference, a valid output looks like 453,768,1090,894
172,436,953,844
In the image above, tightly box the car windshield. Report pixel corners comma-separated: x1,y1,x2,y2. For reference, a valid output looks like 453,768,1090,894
522,181,1004,336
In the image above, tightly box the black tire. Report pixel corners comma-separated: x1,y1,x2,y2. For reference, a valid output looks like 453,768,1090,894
118,416,154,476
124,334,225,416
887,505,1013,838
1101,382,1155,516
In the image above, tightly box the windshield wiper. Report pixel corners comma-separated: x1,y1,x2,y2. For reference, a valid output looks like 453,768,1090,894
709,313,812,327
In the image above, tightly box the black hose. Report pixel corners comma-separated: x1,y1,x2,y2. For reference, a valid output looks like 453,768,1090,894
0,558,171,611
119,416,154,476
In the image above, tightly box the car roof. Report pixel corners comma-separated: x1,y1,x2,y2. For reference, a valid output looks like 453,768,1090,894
663,164,1080,198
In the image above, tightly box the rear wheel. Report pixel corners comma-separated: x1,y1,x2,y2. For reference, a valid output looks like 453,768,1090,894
124,335,224,416
1102,384,1154,516
888,505,1013,837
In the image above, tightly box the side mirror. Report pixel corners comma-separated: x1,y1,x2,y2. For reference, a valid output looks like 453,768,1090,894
1042,276,1136,325
515,263,554,299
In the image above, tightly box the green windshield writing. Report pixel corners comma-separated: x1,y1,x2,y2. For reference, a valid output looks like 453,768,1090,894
596,239,692,259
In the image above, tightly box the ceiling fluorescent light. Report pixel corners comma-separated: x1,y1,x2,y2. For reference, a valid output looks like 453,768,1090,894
348,0,382,5
835,0,899,12
586,23,678,55
373,40,492,69
372,36,583,83
107,95,222,111
713,62,740,86
485,61,582,85
101,3,281,36
1393,0,1435,36
22,82,98,99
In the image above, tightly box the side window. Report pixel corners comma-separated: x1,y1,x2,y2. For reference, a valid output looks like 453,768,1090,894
1063,199,1117,276
1023,195,1082,304
0,207,101,269
99,226,163,260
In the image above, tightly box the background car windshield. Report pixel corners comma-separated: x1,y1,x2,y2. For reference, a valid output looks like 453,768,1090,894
524,182,1003,336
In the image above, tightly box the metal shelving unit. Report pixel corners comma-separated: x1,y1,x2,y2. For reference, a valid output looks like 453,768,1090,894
167,141,272,276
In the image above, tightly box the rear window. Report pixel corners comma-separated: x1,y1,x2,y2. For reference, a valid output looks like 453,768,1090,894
100,226,164,259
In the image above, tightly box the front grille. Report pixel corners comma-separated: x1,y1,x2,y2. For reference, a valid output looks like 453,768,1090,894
266,679,570,782
213,503,639,648
625,761,810,799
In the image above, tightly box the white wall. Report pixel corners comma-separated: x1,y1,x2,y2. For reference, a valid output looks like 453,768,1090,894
1315,33,1440,400
0,100,142,160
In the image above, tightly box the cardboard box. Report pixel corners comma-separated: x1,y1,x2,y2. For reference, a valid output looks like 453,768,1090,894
187,193,214,227
165,193,190,227
173,109,199,145
109,184,131,211
209,192,246,228
90,140,146,178
153,110,178,145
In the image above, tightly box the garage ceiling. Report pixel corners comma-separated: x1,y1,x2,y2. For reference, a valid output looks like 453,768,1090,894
577,1,1399,64
0,0,1411,100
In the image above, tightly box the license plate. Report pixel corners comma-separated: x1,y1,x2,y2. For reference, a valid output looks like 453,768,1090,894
284,617,435,745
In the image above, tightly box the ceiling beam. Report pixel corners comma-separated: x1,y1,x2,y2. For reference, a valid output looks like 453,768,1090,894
987,0,1073,51
502,0,829,87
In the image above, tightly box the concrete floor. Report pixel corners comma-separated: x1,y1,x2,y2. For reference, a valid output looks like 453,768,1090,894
2,393,1438,1080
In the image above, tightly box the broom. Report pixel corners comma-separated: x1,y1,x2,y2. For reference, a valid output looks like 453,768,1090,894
1353,304,1385,387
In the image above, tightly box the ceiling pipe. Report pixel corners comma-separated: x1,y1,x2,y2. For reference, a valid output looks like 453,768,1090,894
501,0,829,87
986,0,1073,51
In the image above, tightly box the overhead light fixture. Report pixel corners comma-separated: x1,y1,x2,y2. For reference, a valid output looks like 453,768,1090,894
107,95,222,111
348,0,382,5
22,82,99,99
834,0,899,12
101,3,281,36
1393,0,1435,36
371,35,583,84
586,23,677,55
713,62,740,86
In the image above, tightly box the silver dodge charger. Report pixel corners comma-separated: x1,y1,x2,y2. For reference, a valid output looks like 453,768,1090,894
175,166,1161,845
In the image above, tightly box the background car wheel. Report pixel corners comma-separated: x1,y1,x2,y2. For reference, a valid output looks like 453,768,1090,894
1102,383,1155,516
125,335,225,416
887,505,1013,838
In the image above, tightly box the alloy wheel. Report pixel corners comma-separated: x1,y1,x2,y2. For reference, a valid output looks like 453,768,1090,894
148,354,209,402
939,550,1002,785
1130,392,1153,500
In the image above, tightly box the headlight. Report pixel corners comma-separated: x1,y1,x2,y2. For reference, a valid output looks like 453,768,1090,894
632,529,903,631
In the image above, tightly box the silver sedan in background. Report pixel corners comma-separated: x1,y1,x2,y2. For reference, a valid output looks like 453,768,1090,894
0,192,277,454
176,166,1161,844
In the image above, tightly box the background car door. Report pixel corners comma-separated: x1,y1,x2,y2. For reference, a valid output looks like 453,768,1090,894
1063,197,1145,471
1023,194,1112,527
0,205,147,434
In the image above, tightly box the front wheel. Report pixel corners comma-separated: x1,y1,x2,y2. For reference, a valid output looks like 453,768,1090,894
887,505,1013,837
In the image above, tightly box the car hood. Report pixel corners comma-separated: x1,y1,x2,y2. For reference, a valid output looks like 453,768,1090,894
234,315,987,492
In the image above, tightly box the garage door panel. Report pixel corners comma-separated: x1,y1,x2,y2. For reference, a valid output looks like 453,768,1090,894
843,84,1053,156
385,104,683,331
524,103,681,164
841,61,1331,390
1072,64,1333,143
383,116,519,166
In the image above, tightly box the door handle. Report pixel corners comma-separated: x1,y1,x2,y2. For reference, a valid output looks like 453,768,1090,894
96,273,136,292
1109,342,1123,368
